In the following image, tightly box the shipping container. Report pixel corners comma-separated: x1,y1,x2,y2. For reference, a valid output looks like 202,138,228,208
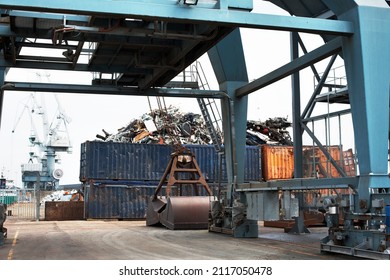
84,183,218,220
261,144,344,181
80,141,261,183
219,145,262,182
261,145,294,181
0,190,18,205
45,201,84,221
342,148,356,176
84,183,157,219
303,145,343,178
80,141,170,182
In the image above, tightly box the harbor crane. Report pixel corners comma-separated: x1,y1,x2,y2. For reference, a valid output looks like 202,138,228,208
12,91,72,190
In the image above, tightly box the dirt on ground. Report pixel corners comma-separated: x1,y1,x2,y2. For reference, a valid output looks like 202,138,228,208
0,219,356,260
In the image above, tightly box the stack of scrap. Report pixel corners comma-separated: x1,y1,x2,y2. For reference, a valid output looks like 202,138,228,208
95,106,292,146
246,117,293,146
41,189,84,203
96,105,212,145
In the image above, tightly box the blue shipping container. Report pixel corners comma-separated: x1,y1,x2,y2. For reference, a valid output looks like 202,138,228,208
84,182,218,220
84,183,156,219
80,141,261,183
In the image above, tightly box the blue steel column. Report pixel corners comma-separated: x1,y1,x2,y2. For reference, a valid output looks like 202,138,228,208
337,4,390,210
0,68,4,243
289,32,310,234
208,29,249,189
208,28,258,237
291,32,303,179
0,68,5,131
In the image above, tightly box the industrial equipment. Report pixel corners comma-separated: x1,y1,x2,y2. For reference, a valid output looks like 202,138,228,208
320,192,390,259
0,203,7,246
146,146,213,229
1,0,390,261
145,66,221,230
13,92,72,190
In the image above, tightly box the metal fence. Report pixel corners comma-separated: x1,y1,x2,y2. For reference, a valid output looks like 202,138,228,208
0,189,51,221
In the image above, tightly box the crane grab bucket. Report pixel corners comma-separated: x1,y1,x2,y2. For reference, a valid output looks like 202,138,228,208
159,196,211,230
146,148,213,230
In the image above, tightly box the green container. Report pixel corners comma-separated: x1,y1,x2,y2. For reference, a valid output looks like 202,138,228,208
0,193,17,205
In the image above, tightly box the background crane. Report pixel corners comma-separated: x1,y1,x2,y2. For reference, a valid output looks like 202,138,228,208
12,90,72,190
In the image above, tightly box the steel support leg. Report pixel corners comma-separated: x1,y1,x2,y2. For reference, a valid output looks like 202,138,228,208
319,2,390,260
0,68,6,131
339,6,390,211
291,32,303,180
289,32,310,234
208,29,258,237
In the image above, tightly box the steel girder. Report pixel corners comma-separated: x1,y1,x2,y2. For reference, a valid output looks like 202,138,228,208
1,82,226,99
0,0,353,35
208,29,258,237
235,37,343,98
0,69,4,130
0,1,353,90
337,5,390,210
208,29,248,188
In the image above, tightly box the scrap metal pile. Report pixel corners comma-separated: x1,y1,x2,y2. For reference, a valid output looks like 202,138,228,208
41,190,84,203
96,105,211,145
246,117,293,146
96,105,292,146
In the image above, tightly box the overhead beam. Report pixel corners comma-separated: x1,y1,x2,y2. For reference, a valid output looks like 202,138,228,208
0,69,5,131
0,0,354,36
8,10,90,22
237,177,357,192
0,24,187,49
2,82,227,99
0,59,153,74
235,37,342,98
302,108,351,123
15,41,79,50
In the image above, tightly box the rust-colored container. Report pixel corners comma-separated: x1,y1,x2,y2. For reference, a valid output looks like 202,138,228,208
45,201,84,221
342,149,356,176
262,145,345,181
303,146,342,178
261,145,294,181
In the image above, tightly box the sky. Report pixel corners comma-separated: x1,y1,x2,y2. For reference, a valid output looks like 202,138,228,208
0,2,355,187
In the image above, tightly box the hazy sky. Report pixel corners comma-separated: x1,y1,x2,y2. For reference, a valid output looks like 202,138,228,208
0,2,354,186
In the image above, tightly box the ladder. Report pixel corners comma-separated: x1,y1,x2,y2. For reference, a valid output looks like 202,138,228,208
191,61,224,153
191,61,225,190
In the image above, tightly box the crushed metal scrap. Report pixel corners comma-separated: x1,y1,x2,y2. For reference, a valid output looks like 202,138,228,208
96,105,212,145
246,117,293,146
95,105,292,146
